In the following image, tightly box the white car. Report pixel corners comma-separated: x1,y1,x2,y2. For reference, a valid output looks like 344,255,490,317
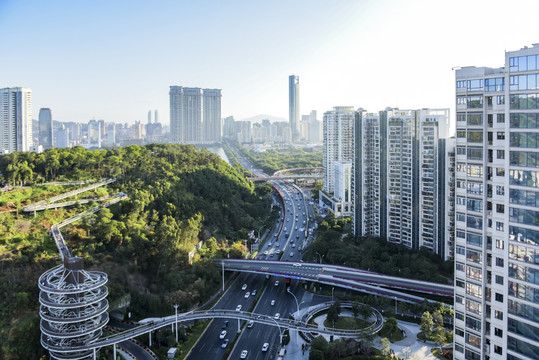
271,299,275,306
242,284,247,291
276,243,280,247
247,320,254,328
263,251,268,255
275,281,279,286
236,304,242,311
262,343,269,352
274,313,280,319
290,252,294,257
220,330,227,339
293,263,301,267
221,339,229,348
240,350,248,359
252,290,257,296
292,244,296,248
244,292,250,298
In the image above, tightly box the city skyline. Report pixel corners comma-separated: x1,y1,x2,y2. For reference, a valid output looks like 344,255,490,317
1,1,539,125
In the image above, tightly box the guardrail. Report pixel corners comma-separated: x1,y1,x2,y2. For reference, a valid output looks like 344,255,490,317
299,301,384,341
41,308,383,354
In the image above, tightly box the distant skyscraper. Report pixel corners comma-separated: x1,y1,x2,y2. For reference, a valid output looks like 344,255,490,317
0,87,32,153
39,108,53,149
154,109,159,124
148,110,152,124
453,44,539,360
289,75,300,142
55,124,69,148
87,120,101,148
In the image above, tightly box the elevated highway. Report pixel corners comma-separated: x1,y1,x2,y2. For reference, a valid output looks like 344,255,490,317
218,259,454,303
41,308,383,355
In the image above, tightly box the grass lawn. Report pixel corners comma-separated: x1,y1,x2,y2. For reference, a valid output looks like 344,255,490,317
378,323,404,342
323,316,372,330
177,320,211,360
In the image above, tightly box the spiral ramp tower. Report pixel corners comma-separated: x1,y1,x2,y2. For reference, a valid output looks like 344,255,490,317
39,256,109,359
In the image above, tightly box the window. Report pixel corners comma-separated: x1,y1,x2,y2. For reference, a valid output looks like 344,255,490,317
494,345,503,355
456,246,465,255
456,312,464,321
455,295,464,305
485,77,505,92
495,310,503,320
496,257,504,267
467,79,483,91
496,204,505,213
497,150,505,159
467,113,483,126
509,207,539,226
457,146,466,155
510,150,539,168
467,147,483,160
467,181,483,194
455,328,464,336
494,328,503,337
457,96,466,105
496,185,505,195
510,93,539,109
497,131,505,140
457,113,466,122
495,293,504,302
496,167,505,176
468,165,483,177
496,238,504,249
467,96,483,108
497,113,505,123
457,129,466,138
510,132,539,148
510,112,539,128
456,262,465,272
495,275,504,285
457,80,466,88
466,248,482,264
467,131,483,142
497,95,505,105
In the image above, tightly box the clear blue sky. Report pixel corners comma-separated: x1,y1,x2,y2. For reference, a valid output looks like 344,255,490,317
1,0,539,125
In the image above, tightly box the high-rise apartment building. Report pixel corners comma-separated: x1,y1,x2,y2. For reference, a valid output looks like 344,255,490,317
39,108,53,149
170,86,221,144
386,108,450,250
0,87,32,153
289,75,300,142
320,106,355,216
203,89,222,142
453,45,539,360
352,110,382,237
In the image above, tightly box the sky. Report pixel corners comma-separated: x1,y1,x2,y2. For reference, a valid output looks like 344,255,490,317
1,0,539,126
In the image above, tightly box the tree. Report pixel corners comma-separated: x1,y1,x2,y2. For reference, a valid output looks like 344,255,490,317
326,301,341,327
358,304,373,321
420,311,434,341
311,335,329,354
351,301,360,319
309,349,325,360
433,325,446,353
380,337,391,357
432,310,444,327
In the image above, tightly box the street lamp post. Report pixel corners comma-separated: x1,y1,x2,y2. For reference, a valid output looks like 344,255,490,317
173,304,179,343
332,287,335,302
395,296,398,315
316,252,325,264
287,288,300,344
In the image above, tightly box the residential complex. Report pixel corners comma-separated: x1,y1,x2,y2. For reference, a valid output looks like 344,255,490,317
169,86,222,144
453,45,539,360
0,87,32,154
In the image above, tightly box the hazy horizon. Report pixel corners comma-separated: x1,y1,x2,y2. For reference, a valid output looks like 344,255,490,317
1,0,539,126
